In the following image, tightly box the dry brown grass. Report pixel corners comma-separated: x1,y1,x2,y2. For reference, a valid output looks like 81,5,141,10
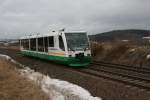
91,42,150,67
103,43,130,61
0,59,50,100
91,43,104,56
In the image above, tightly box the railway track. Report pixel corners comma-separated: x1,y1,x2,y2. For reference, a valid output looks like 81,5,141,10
92,61,150,80
79,68,150,91
1,47,150,91
93,61,150,74
78,61,150,91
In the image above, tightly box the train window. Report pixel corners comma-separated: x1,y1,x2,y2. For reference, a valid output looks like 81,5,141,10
26,39,29,50
19,40,22,47
22,40,24,49
59,36,65,51
22,39,29,50
44,37,48,52
30,38,36,51
22,40,24,48
48,36,54,47
21,40,23,47
65,33,89,50
38,37,44,52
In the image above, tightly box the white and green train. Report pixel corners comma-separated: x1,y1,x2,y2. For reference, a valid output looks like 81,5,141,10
20,30,92,67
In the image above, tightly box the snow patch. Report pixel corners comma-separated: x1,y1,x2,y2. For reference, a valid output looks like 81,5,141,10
0,54,25,67
146,54,150,60
0,54,102,100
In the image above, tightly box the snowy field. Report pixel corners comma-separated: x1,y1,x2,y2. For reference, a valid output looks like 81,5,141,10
0,54,101,100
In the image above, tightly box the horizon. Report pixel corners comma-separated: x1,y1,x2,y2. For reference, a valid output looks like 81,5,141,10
1,28,150,40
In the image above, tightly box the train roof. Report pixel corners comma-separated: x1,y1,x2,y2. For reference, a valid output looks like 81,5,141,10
20,31,87,39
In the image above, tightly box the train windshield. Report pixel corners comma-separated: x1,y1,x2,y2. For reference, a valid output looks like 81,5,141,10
65,32,89,51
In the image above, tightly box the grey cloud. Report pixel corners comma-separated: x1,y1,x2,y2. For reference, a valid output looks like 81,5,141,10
0,0,150,39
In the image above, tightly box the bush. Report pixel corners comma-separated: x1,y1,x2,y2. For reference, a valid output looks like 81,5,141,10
103,43,130,61
91,42,104,57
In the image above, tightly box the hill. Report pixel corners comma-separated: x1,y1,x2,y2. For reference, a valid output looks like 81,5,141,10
89,29,150,42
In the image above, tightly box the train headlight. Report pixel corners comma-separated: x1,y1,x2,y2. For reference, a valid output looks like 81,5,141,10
68,48,71,51
84,47,89,51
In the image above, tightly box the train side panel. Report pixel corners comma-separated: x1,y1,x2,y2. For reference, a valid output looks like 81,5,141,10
21,50,91,67
20,31,92,67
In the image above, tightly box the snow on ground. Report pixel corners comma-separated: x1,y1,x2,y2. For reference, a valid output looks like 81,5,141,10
146,54,150,60
0,54,102,100
0,54,25,67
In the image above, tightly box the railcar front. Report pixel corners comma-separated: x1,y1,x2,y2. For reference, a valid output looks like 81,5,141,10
64,32,92,67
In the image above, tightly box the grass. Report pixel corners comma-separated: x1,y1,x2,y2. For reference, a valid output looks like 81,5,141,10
91,42,150,67
0,59,50,100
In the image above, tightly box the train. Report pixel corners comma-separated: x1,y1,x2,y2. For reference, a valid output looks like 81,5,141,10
19,29,92,67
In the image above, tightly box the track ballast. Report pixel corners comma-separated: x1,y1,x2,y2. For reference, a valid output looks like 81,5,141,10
78,61,150,91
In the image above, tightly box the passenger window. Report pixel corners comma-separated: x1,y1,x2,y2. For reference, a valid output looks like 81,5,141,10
30,38,36,51
44,37,48,52
22,39,29,50
59,36,65,51
38,37,44,52
48,36,54,47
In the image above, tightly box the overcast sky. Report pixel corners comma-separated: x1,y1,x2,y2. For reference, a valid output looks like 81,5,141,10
0,0,150,39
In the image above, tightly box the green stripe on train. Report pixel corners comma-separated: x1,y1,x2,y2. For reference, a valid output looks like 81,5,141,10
21,50,91,67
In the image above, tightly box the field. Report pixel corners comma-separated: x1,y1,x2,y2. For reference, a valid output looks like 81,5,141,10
0,59,50,100
91,41,150,67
